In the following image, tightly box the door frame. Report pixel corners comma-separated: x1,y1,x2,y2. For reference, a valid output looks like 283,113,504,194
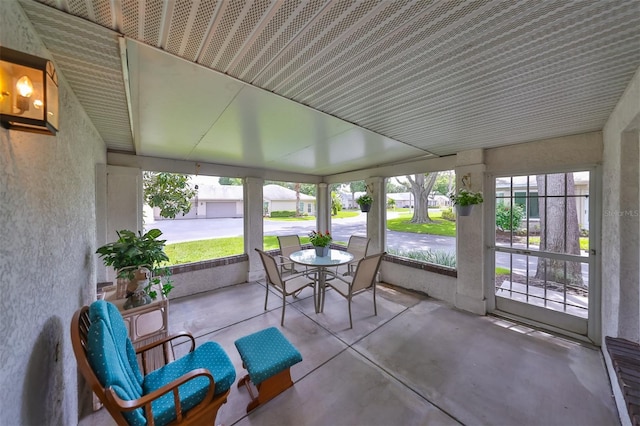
484,166,601,343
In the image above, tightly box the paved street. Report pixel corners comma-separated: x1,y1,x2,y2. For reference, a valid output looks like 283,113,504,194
145,214,589,279
145,212,455,253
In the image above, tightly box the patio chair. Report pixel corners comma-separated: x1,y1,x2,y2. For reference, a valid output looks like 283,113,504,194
276,235,303,275
335,235,370,276
71,300,235,426
324,252,385,328
256,248,316,326
277,234,318,281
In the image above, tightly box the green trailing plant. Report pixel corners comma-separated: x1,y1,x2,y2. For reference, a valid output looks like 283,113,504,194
356,194,373,206
449,189,483,206
96,229,174,298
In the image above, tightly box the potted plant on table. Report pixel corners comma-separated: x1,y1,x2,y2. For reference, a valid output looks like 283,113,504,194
308,230,332,257
96,228,174,309
356,194,373,212
449,189,484,216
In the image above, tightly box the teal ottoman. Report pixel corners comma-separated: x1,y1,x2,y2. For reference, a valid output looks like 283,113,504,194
234,327,302,412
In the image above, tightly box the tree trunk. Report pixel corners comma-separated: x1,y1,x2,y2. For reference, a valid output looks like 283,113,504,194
535,173,584,287
295,182,301,216
407,173,438,223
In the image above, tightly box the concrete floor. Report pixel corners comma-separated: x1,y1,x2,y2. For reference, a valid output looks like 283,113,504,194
81,281,619,426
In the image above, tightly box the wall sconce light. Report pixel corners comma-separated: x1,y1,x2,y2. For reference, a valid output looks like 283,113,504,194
0,47,59,136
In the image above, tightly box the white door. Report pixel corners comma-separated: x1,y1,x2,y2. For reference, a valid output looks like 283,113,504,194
490,171,597,340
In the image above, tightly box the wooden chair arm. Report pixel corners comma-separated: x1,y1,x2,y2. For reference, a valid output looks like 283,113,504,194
136,332,196,374
136,331,196,355
106,367,216,425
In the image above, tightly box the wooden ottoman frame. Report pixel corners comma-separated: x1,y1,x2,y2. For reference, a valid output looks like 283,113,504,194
234,327,302,413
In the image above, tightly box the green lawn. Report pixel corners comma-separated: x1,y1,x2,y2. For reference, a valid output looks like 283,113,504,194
525,236,589,251
386,211,456,237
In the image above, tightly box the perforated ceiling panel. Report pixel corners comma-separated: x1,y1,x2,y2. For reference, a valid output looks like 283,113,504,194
19,0,640,172
20,0,133,152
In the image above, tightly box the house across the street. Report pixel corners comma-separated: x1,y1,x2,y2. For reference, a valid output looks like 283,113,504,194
152,184,316,219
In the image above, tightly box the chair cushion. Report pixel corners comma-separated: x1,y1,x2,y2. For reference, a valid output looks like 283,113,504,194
142,341,236,426
234,327,302,385
86,302,146,425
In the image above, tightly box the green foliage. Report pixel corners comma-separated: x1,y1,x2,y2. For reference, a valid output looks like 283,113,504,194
356,194,373,206
96,229,173,297
433,171,454,195
386,180,404,193
441,207,456,221
143,172,196,219
387,248,456,268
308,230,332,247
349,181,367,194
218,177,243,185
331,191,343,215
387,198,396,208
449,189,483,206
496,202,525,231
270,210,297,218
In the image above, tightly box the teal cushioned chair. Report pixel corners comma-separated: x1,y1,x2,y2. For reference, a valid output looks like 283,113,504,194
72,300,235,426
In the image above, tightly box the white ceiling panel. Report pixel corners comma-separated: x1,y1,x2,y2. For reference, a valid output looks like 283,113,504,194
127,40,245,159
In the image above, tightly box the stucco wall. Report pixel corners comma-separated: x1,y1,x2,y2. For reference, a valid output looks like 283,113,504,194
602,66,640,342
601,67,640,426
0,2,106,424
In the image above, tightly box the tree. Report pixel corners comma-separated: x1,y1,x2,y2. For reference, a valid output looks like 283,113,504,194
534,173,584,287
218,177,242,185
295,182,301,216
433,170,455,195
396,172,439,223
331,191,342,215
386,180,404,193
143,172,196,219
349,181,367,207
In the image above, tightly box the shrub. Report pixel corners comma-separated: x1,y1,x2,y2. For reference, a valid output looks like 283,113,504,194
387,248,456,268
441,207,456,221
496,202,525,231
270,210,296,218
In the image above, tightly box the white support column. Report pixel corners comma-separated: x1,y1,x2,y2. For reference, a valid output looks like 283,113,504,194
105,165,143,281
455,149,487,315
316,183,331,234
365,177,386,254
245,177,265,282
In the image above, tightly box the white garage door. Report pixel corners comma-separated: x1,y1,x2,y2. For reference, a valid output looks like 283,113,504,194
206,202,237,218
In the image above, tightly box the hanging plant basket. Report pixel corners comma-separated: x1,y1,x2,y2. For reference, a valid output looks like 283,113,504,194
456,204,474,216
356,194,373,213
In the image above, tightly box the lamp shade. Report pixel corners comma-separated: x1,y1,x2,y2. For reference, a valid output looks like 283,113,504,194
0,47,59,135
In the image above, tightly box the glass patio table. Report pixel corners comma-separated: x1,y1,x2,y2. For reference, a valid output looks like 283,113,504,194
289,249,354,313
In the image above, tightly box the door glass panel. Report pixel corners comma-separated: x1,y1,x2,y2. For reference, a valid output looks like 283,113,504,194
494,171,590,321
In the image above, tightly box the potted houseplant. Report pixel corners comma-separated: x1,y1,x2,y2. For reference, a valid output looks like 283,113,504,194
96,228,174,308
308,230,332,257
449,189,484,216
356,194,373,212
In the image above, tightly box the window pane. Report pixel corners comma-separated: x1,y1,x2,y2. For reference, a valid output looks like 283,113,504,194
263,181,317,250
385,171,456,268
144,174,244,265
